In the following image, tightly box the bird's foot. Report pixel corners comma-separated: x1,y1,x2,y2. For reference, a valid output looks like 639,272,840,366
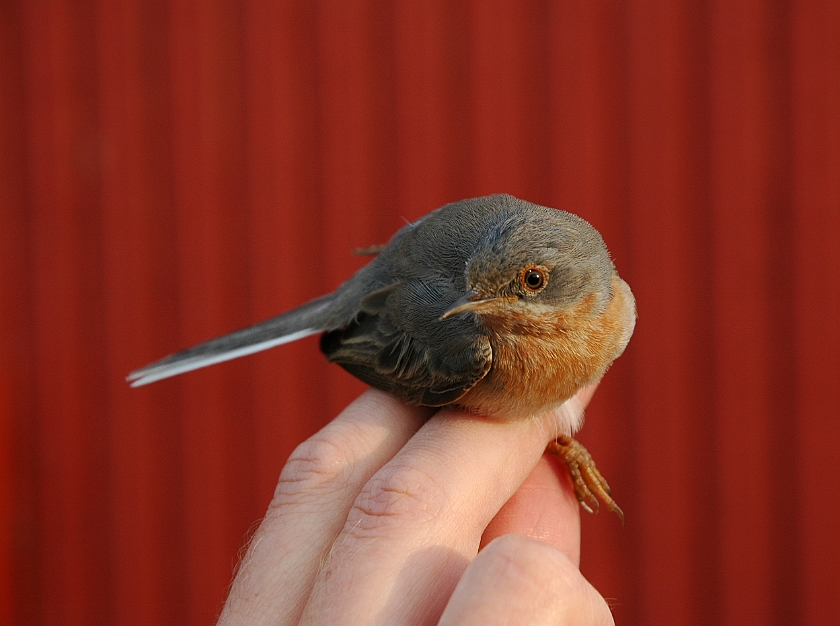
547,435,625,525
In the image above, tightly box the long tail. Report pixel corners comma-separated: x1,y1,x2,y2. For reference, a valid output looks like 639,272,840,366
127,295,336,387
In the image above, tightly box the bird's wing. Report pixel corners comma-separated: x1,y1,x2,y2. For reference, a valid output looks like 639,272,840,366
320,280,492,407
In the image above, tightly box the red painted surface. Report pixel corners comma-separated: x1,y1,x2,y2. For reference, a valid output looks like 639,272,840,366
2,1,839,624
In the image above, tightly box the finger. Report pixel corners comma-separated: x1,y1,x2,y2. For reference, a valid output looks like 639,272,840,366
218,389,431,626
480,382,599,565
575,382,598,410
299,398,585,626
481,454,581,565
439,534,615,626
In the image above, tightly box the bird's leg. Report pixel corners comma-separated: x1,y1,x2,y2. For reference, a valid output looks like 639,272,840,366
547,435,625,525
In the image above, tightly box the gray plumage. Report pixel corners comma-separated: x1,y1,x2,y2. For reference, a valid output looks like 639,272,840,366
128,194,616,409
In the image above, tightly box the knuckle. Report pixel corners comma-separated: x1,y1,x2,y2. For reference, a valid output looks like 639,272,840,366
271,435,353,508
345,462,448,536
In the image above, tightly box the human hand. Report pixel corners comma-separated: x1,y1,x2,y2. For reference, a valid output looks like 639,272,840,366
217,386,614,625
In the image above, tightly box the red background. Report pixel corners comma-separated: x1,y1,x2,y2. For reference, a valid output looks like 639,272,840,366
2,1,839,624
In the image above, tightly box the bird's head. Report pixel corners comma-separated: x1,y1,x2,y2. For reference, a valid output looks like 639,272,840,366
440,206,615,323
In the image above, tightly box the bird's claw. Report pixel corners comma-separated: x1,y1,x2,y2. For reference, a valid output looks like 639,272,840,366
547,435,625,525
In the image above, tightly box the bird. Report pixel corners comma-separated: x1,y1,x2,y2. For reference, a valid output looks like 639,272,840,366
128,194,636,521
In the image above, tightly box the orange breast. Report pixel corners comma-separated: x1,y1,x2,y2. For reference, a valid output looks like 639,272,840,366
457,273,636,423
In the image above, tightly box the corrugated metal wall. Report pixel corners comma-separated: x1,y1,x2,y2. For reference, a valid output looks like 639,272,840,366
2,1,839,624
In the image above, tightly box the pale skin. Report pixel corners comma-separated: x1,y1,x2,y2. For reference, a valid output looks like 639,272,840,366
217,384,614,626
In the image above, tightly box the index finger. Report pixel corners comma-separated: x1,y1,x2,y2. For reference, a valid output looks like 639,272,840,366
480,383,600,566
481,454,582,564
299,393,591,624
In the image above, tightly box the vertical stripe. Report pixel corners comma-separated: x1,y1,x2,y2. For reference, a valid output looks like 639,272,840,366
1,1,838,624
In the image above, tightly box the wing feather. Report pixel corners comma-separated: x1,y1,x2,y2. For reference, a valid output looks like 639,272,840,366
321,281,492,407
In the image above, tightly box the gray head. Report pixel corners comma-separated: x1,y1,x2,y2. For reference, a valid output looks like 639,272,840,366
441,199,615,319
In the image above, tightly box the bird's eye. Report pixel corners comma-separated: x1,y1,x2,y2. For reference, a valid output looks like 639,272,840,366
520,267,548,293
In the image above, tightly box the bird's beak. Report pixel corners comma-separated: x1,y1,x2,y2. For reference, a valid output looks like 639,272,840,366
439,291,515,320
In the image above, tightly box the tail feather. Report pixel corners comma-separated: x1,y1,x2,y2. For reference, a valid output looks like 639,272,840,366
127,296,335,387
